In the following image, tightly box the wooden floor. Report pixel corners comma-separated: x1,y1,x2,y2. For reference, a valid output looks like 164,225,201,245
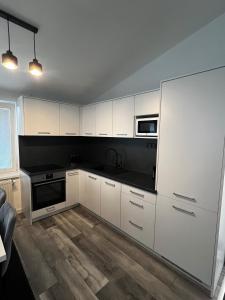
13,206,224,300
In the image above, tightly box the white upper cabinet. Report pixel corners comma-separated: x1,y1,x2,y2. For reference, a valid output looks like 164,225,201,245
157,67,225,212
113,96,134,138
96,101,113,137
60,104,79,136
80,104,96,136
135,90,160,116
18,97,60,136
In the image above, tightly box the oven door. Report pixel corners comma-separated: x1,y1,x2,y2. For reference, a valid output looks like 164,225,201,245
136,118,158,137
32,178,65,211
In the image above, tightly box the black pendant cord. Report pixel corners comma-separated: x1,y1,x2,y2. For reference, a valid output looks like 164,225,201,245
7,19,11,51
33,33,36,59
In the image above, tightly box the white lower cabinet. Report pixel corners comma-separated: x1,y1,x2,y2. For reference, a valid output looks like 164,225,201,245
100,178,121,228
121,185,156,249
154,195,217,285
66,170,79,207
84,172,101,215
78,170,87,205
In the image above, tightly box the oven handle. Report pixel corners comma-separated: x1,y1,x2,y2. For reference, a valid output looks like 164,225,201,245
33,178,65,187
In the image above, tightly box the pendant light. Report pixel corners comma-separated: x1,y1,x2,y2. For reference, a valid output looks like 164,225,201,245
2,19,18,70
29,33,43,76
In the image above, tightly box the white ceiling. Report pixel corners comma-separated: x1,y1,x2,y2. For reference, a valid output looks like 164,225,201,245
0,0,225,104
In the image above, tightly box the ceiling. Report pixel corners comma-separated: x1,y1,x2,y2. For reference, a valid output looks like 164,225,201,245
0,0,224,104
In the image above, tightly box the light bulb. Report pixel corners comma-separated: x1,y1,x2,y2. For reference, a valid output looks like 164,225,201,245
2,50,18,70
29,58,43,76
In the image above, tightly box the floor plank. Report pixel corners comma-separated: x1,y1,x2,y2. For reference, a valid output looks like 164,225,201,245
13,207,221,300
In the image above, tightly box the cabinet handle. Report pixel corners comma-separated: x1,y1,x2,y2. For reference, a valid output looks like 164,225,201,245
46,206,56,212
66,133,76,135
38,132,50,134
99,133,108,136
173,193,196,203
105,182,115,187
116,133,128,136
130,190,144,198
68,172,78,176
172,205,196,217
89,175,97,180
129,220,143,230
129,200,144,209
85,132,93,135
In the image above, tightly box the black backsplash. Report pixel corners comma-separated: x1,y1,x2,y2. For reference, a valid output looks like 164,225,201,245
19,136,157,175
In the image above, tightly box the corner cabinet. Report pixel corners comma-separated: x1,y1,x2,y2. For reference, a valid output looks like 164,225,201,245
60,104,79,136
113,96,134,138
17,97,60,136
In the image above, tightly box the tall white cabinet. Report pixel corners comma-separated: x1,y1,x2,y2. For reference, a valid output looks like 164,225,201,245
155,67,225,295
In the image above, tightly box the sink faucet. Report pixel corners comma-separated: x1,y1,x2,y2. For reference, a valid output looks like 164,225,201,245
105,148,122,169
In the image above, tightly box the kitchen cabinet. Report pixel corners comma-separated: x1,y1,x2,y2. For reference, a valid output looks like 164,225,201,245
80,104,96,136
135,90,160,116
154,195,217,285
78,170,87,206
60,104,79,136
17,97,60,136
96,101,113,137
121,184,156,249
66,170,79,207
157,68,225,213
100,178,121,227
113,96,134,138
84,172,101,215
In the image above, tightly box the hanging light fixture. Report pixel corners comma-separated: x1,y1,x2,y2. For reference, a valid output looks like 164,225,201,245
29,32,43,76
2,19,18,70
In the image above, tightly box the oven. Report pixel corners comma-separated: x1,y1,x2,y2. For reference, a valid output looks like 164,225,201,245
31,171,65,211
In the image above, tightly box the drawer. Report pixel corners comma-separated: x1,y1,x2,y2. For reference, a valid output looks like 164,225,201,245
122,184,156,205
32,202,66,220
121,193,155,249
154,195,217,285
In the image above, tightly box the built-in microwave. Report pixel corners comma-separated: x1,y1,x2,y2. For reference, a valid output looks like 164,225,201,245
135,115,158,137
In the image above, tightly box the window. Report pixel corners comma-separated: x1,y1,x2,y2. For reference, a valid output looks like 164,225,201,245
0,101,18,173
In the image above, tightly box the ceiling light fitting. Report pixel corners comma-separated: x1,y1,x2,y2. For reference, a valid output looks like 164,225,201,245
0,9,43,76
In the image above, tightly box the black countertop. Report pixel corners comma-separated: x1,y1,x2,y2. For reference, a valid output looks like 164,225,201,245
21,162,157,194
66,162,157,194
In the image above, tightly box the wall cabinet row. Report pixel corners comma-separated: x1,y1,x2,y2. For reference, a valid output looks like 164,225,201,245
17,97,79,136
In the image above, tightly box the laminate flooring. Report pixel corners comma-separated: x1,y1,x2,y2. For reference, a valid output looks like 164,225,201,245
13,206,224,300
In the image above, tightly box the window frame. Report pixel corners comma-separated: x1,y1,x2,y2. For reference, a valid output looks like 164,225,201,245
0,101,18,174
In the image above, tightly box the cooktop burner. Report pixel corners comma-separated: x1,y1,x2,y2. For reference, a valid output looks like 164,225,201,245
22,164,64,174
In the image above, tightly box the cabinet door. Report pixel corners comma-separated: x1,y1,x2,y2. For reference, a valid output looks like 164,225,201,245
113,97,134,138
96,101,113,137
60,104,79,136
80,105,96,136
121,192,155,249
24,98,60,135
157,68,225,212
85,173,101,215
79,170,87,205
101,178,121,227
135,90,160,116
66,170,79,207
154,195,217,285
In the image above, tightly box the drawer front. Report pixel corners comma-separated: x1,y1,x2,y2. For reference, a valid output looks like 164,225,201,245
32,202,66,220
154,195,217,285
121,193,155,249
122,184,156,205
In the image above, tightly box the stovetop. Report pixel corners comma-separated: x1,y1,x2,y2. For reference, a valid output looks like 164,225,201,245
22,164,64,175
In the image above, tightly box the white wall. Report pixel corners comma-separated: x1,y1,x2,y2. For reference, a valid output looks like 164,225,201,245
96,13,225,101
